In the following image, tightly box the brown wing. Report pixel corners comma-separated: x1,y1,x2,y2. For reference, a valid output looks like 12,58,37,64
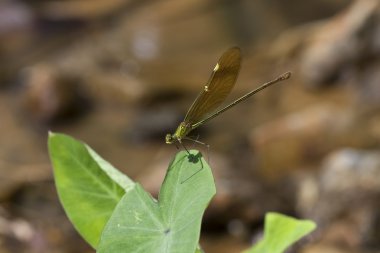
184,47,241,125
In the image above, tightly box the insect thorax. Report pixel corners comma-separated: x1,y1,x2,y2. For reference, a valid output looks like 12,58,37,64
175,121,192,138
166,122,192,144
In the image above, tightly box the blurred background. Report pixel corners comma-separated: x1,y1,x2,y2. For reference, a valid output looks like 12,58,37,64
0,0,380,252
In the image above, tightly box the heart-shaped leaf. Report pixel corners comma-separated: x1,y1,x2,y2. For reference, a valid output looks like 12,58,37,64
244,212,316,253
48,133,134,248
97,150,216,253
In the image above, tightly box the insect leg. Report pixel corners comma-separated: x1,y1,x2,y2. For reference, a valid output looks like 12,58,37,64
178,139,191,155
183,137,210,162
183,137,209,148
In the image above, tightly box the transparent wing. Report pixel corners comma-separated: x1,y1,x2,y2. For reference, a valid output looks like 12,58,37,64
184,47,241,126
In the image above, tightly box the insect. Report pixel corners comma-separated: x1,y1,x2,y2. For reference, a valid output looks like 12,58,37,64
165,47,291,149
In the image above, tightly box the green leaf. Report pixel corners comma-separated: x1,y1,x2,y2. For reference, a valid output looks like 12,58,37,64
48,132,134,248
244,212,316,253
97,150,216,253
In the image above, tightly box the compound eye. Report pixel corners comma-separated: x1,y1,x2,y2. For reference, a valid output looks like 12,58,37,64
165,134,173,144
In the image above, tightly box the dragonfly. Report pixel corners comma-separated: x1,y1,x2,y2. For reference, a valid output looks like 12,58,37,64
165,47,291,149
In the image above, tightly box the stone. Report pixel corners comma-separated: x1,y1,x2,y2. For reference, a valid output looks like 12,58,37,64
250,105,351,181
296,148,380,250
300,0,380,86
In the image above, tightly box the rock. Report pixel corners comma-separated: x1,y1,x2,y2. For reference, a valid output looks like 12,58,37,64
2,183,94,253
296,148,380,250
354,62,380,108
249,105,351,181
0,92,53,201
40,0,133,20
18,64,91,124
320,149,380,193
0,162,51,201
302,243,365,253
0,215,34,243
0,1,35,84
0,2,34,36
299,0,380,86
